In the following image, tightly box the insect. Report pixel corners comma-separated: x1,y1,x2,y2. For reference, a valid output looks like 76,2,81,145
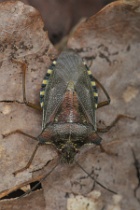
3,50,133,197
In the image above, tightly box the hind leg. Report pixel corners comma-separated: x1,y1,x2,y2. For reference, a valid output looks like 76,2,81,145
85,132,115,155
97,114,135,155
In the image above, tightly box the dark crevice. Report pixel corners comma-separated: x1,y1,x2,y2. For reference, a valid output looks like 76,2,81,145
0,181,42,200
1,189,25,200
83,55,96,61
132,148,140,203
65,192,70,198
30,181,42,191
0,100,24,104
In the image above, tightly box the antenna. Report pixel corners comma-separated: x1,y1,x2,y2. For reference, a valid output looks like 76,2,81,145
75,160,117,194
17,161,59,199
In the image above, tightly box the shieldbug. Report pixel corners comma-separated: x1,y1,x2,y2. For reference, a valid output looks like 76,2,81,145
3,50,133,197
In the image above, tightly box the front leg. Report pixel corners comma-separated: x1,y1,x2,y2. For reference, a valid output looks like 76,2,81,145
3,129,40,175
13,143,41,176
2,129,55,175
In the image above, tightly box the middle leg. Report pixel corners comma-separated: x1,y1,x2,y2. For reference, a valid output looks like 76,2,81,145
97,114,135,133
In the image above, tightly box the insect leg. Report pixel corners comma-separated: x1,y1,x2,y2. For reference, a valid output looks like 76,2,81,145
87,132,102,145
97,115,135,155
13,143,41,176
12,59,41,111
2,129,40,175
97,114,135,133
99,144,117,156
3,129,38,141
86,132,117,156
92,76,111,109
18,161,59,199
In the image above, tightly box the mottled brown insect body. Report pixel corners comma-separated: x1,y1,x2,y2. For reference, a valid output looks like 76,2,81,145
41,83,98,163
39,51,101,163
56,84,85,123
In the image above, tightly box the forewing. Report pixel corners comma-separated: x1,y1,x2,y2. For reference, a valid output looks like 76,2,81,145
75,65,96,129
42,69,67,129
